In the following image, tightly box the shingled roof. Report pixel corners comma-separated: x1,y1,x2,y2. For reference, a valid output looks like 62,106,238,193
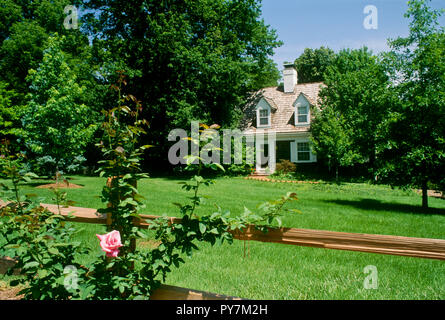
240,82,324,134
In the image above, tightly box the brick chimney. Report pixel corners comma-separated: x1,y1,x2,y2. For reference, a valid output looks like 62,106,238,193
283,62,297,93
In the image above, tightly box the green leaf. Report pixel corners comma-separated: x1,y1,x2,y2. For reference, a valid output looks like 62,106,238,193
209,228,219,235
23,261,39,269
80,285,95,300
199,222,206,234
48,247,60,255
211,163,225,172
38,269,49,278
122,173,132,180
136,230,147,239
24,172,39,179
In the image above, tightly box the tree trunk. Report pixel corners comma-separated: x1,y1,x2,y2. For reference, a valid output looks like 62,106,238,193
335,166,339,182
422,180,428,209
55,164,60,184
369,145,377,181
369,145,376,171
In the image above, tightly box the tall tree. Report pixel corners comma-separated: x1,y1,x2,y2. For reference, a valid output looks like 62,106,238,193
22,35,97,176
0,0,104,154
294,46,335,83
316,47,393,173
81,0,282,169
377,0,445,208
310,103,361,181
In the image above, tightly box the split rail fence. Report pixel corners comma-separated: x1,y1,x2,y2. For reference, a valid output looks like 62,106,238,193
2,201,445,300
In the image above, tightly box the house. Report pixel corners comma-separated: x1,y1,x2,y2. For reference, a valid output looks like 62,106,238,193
240,63,323,174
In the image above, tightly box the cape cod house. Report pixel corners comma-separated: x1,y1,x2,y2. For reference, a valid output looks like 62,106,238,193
241,63,323,174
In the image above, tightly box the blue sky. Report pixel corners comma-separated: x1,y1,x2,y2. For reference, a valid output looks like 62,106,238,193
260,0,445,70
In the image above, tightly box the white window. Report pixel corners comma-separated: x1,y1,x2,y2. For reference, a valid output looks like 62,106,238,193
294,94,311,125
258,108,270,127
297,142,310,161
296,105,309,124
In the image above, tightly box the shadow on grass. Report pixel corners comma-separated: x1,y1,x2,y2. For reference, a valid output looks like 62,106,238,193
324,198,445,216
148,174,192,181
148,173,234,181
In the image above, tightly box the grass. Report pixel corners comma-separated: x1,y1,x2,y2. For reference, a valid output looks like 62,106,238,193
1,175,445,299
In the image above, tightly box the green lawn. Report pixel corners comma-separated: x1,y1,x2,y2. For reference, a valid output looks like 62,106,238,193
1,175,445,299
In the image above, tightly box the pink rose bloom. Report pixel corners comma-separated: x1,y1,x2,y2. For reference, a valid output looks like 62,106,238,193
96,230,123,258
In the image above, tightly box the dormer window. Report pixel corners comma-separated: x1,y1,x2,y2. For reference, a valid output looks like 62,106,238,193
255,97,273,127
293,93,311,125
297,105,309,123
259,109,270,126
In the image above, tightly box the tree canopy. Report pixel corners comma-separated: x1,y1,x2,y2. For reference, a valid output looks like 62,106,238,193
0,0,87,100
81,0,282,168
294,46,335,83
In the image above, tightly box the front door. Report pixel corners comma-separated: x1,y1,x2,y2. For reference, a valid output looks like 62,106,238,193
276,141,291,162
260,143,269,168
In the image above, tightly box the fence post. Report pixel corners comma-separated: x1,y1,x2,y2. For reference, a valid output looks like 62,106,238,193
106,176,138,255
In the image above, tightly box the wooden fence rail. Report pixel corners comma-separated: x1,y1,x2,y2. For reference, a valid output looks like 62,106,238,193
38,203,445,261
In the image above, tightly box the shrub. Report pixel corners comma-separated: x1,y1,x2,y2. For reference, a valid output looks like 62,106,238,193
275,159,297,175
